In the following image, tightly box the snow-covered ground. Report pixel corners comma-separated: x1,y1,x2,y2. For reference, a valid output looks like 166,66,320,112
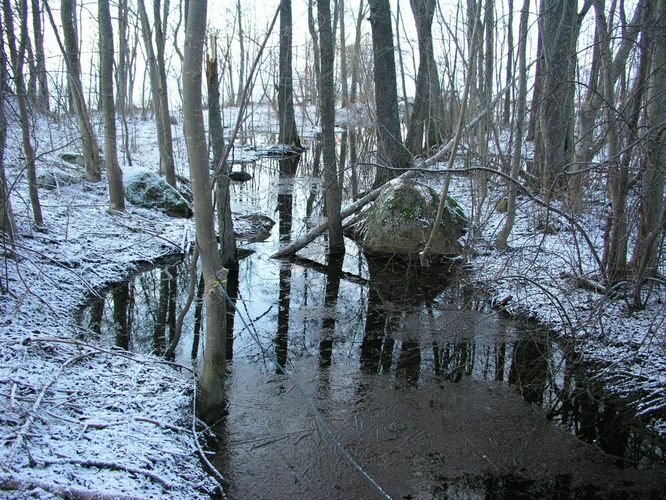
1,111,217,497
1,103,664,496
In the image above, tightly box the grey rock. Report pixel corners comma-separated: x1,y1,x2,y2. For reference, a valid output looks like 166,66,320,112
125,172,192,218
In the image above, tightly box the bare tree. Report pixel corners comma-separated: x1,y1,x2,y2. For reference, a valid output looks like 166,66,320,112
3,0,43,227
278,0,301,148
318,0,344,255
631,0,665,307
57,0,101,181
0,41,16,246
534,0,591,198
98,0,125,211
138,0,176,187
405,0,446,154
206,36,236,267
308,0,321,109
368,0,412,187
495,0,530,249
182,0,227,416
30,0,49,111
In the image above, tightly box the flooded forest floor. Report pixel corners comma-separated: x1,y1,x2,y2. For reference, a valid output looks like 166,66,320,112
1,108,665,498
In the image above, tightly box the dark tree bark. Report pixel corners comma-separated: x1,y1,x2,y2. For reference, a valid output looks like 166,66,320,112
368,0,412,187
138,0,176,187
0,40,16,246
278,0,301,147
59,0,101,181
98,0,125,211
3,0,43,227
308,0,321,108
631,0,665,306
206,37,236,267
405,0,446,154
318,0,344,255
30,0,49,111
534,0,588,197
495,0,530,249
183,0,227,419
502,0,513,126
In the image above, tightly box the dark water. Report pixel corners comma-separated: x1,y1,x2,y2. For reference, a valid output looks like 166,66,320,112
81,146,665,498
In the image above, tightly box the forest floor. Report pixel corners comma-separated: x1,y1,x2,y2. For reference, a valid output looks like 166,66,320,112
1,105,664,497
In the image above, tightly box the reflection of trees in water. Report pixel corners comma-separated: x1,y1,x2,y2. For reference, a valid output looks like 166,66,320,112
113,283,131,350
360,258,455,383
508,331,549,405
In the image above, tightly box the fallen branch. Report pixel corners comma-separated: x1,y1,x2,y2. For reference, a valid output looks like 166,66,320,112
0,476,145,500
3,353,90,467
30,336,193,373
39,458,176,489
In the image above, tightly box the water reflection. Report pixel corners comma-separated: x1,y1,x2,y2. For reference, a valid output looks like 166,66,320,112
80,142,665,494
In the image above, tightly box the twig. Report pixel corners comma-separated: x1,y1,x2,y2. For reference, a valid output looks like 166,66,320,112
0,476,146,500
38,458,176,489
29,336,193,373
3,352,90,467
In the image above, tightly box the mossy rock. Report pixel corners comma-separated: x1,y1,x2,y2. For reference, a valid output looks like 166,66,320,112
354,180,467,257
125,171,192,218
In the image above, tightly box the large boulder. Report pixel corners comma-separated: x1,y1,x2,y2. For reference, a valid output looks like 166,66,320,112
352,180,467,258
125,171,192,218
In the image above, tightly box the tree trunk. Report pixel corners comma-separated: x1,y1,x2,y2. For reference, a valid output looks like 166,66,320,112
0,41,16,246
318,0,344,255
138,0,176,187
30,0,49,111
3,0,43,227
308,0,321,110
631,0,665,306
405,0,445,154
534,0,581,198
567,0,647,210
60,0,101,181
495,0,530,249
278,0,301,147
368,0,412,186
502,0,513,126
98,0,125,212
183,0,227,419
236,0,245,106
207,37,236,267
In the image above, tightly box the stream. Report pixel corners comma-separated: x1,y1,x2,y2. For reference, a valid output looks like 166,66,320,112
80,144,665,498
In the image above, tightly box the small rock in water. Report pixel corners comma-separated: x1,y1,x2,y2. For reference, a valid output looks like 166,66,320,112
228,171,253,182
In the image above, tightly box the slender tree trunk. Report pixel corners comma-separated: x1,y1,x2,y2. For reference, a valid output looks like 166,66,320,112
98,0,125,211
207,37,236,267
405,0,444,154
31,0,49,111
59,0,101,181
368,0,412,186
138,0,176,187
183,0,227,419
495,0,530,249
0,42,16,246
308,0,321,110
502,0,513,126
567,0,647,210
236,0,245,106
318,0,344,255
631,0,665,306
278,0,301,147
3,0,43,227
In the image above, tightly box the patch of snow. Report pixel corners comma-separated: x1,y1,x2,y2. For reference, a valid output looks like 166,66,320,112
1,109,217,497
